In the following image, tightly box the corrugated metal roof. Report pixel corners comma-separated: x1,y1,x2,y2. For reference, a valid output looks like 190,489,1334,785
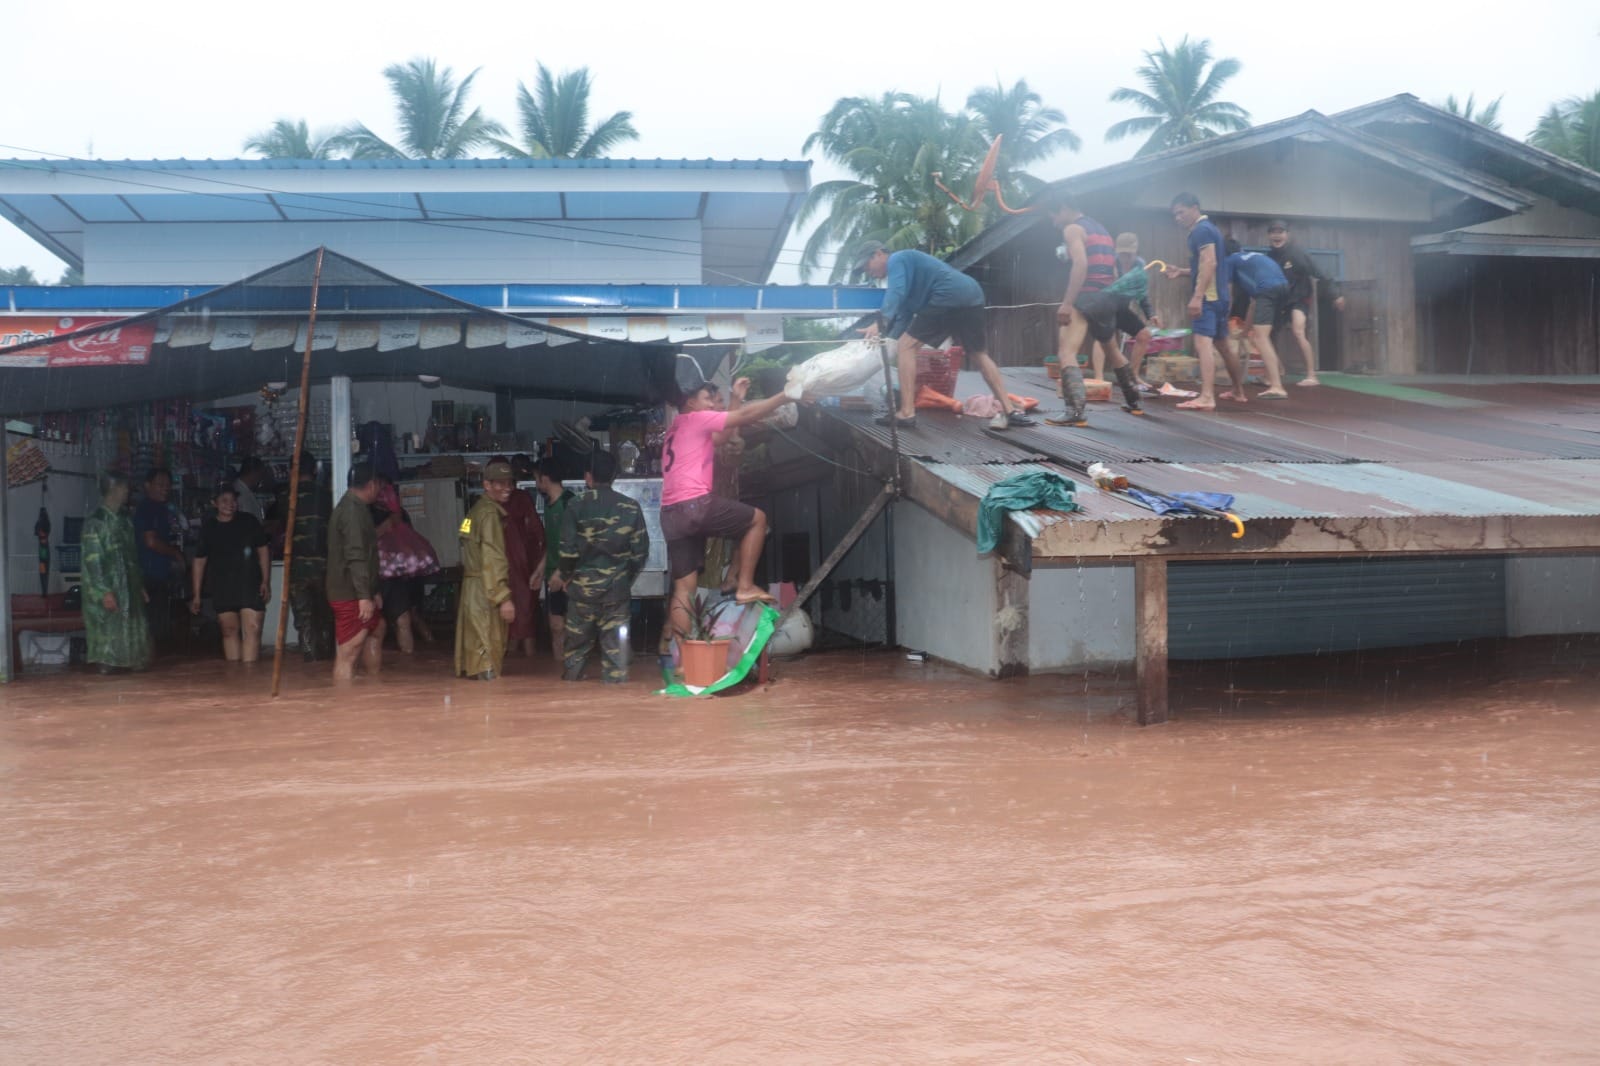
824,374,1600,546
828,408,1044,465
1124,460,1600,519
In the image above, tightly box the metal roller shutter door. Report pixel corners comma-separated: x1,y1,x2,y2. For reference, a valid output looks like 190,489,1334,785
1168,556,1507,660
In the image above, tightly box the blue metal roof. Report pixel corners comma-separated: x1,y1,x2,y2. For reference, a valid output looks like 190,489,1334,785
0,157,812,284
1,283,883,315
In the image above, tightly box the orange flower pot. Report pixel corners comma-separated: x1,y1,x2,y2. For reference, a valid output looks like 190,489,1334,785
681,639,731,688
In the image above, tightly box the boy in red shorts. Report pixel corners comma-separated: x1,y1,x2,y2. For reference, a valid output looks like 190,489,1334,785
326,461,386,681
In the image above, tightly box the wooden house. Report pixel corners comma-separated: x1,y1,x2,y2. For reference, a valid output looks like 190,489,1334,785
951,95,1600,377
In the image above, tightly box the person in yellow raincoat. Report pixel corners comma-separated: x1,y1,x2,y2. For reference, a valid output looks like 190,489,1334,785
455,460,516,680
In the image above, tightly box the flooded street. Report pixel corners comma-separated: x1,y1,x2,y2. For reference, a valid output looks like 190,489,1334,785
3,640,1598,1064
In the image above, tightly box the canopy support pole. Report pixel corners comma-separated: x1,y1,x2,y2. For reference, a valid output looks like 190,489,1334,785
0,432,11,684
271,247,325,698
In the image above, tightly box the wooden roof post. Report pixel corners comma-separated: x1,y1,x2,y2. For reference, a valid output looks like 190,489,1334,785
1135,557,1169,725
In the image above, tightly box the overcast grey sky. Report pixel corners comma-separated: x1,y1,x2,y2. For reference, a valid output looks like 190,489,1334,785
2,0,1594,282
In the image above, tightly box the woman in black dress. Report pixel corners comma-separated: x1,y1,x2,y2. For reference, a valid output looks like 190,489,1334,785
190,484,271,662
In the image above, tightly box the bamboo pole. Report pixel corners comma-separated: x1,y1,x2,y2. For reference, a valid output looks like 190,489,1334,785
270,247,326,697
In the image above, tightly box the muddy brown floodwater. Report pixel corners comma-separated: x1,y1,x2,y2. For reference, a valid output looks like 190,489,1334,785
2,637,1599,1064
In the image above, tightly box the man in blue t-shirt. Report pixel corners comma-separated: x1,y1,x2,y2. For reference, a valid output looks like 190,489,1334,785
855,241,1034,431
1163,192,1248,411
1225,239,1291,398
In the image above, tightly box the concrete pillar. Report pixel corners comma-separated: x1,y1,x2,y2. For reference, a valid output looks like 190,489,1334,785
1134,558,1168,725
331,376,353,488
994,558,1029,679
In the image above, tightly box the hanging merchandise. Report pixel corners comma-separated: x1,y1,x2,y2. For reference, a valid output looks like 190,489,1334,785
35,503,51,596
5,438,48,486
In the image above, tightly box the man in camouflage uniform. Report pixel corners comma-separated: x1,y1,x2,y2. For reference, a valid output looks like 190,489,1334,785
455,459,516,680
288,451,335,661
554,451,648,683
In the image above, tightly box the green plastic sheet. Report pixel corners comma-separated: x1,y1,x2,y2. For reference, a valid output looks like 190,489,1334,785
977,470,1079,554
659,604,781,697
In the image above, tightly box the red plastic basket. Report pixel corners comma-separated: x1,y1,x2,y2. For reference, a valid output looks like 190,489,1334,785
915,346,965,397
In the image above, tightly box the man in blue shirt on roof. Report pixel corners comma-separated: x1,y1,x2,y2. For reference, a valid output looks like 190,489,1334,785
855,241,1034,431
1163,192,1248,412
1225,238,1291,399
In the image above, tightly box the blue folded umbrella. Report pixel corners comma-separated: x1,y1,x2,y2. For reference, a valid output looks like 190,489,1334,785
1124,488,1236,515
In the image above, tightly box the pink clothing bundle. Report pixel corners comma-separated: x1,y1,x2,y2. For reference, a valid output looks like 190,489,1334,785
375,482,439,579
962,395,1005,418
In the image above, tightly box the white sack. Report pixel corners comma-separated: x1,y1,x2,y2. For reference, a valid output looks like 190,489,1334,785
784,340,884,400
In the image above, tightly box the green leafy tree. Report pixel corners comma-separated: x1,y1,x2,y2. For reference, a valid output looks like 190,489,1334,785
494,64,638,159
56,266,83,286
243,118,344,159
965,78,1081,223
1438,93,1504,132
1106,37,1251,156
796,92,986,283
0,265,40,285
335,57,506,160
1529,90,1600,170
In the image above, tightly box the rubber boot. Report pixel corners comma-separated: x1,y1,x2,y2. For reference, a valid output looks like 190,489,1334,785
1115,365,1145,415
1053,364,1089,426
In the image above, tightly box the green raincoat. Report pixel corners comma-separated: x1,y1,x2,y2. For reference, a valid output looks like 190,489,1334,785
454,494,511,677
80,504,152,670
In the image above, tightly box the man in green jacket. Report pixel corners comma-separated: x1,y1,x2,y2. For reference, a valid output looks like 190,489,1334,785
456,460,516,680
326,462,384,682
555,451,648,683
81,470,152,674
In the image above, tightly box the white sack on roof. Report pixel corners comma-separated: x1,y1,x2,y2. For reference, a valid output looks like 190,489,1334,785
784,339,884,400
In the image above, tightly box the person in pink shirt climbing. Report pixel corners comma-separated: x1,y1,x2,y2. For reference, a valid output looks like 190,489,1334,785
661,359,795,640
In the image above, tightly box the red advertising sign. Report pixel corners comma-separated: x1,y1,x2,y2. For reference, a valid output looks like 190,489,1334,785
0,316,154,367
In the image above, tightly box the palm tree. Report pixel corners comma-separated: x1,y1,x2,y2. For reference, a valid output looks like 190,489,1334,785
796,92,985,282
1438,93,1504,132
335,57,506,160
243,118,343,160
965,79,1081,222
1106,37,1251,156
1529,91,1600,171
494,64,638,159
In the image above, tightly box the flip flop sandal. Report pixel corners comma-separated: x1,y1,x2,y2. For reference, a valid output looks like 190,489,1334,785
1175,399,1216,411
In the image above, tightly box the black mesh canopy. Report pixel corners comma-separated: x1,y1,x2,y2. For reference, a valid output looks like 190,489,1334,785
0,248,680,416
